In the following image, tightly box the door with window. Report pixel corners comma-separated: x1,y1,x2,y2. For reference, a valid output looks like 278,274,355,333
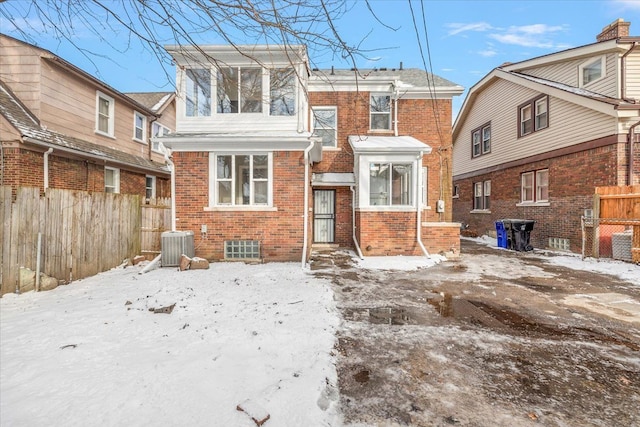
313,190,335,243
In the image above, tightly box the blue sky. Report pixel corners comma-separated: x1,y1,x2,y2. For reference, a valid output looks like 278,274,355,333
2,0,640,118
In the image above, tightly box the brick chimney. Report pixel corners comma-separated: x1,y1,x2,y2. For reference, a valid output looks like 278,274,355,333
596,18,630,42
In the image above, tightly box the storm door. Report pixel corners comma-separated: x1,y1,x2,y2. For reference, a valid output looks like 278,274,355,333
313,190,335,243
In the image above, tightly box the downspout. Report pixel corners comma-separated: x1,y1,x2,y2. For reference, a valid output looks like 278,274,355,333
416,156,429,257
393,80,399,137
628,120,640,185
350,185,364,259
621,42,638,102
164,151,176,231
301,140,315,268
43,147,53,191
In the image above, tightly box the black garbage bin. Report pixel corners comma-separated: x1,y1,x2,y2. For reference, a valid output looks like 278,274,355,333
502,219,535,251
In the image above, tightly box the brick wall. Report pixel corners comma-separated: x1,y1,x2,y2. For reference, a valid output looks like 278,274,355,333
422,222,461,256
173,150,308,262
356,210,421,256
453,143,620,252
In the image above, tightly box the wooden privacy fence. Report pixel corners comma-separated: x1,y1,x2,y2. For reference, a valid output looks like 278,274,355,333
141,197,172,258
590,185,640,262
0,187,171,295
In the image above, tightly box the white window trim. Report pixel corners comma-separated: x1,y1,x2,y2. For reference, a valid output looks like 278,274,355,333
151,122,171,153
105,167,120,194
208,152,274,208
311,106,338,148
473,180,491,211
421,166,429,208
356,154,419,209
133,111,147,143
369,94,392,131
95,91,115,138
182,68,213,119
579,55,606,87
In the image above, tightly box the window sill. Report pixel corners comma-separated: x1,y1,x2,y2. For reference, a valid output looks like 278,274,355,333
95,130,116,139
516,201,550,207
322,146,341,151
133,138,148,144
452,195,459,199
470,209,491,214
204,206,278,212
368,129,394,133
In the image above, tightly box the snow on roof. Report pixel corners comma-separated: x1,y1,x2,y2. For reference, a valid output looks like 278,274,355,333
348,135,432,154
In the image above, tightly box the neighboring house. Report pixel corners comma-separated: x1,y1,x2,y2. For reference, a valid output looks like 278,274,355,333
452,19,640,253
160,44,463,263
0,34,173,199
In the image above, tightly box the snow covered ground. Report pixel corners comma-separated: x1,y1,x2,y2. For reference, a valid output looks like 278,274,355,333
1,238,638,427
1,262,340,426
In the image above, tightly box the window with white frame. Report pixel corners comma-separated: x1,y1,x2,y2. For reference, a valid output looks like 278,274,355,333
312,107,337,147
213,154,270,206
270,68,296,116
519,96,548,137
471,122,491,157
217,67,262,114
96,91,115,136
473,180,490,210
185,69,212,117
369,162,413,206
370,95,391,130
145,175,156,200
151,122,170,152
133,112,146,142
580,56,604,86
521,169,548,203
105,167,120,194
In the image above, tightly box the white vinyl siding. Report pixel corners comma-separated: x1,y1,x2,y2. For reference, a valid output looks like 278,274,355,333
625,51,640,99
453,79,615,177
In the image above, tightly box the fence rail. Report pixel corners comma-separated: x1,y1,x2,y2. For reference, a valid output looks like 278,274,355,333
0,187,171,295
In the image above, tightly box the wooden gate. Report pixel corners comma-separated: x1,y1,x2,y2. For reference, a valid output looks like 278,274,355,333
141,198,172,259
594,185,640,262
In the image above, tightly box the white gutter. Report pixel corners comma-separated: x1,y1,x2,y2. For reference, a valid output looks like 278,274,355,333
301,140,315,268
165,151,177,231
393,79,399,137
416,159,429,257
350,185,364,259
43,147,53,191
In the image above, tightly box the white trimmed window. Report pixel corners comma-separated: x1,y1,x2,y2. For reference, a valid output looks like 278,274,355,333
473,180,490,210
185,68,212,117
217,67,263,114
145,175,156,200
472,123,491,157
519,96,548,137
96,91,115,137
270,68,296,116
370,95,391,130
151,122,170,153
521,169,548,203
369,163,413,206
312,107,337,148
105,167,120,194
133,112,146,142
580,56,605,86
212,153,271,206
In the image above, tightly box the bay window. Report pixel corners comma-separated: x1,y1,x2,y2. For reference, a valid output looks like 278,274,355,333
217,67,262,113
270,68,296,116
369,163,413,206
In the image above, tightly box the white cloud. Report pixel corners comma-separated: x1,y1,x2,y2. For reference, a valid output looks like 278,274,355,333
612,0,640,10
477,49,498,57
446,22,494,36
489,24,569,49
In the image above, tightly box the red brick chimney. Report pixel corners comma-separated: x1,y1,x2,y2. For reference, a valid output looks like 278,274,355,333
596,18,630,42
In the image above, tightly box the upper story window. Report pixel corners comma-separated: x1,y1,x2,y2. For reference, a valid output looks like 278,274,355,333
312,107,337,148
151,122,170,153
96,91,115,137
133,112,146,142
519,95,548,137
579,56,605,86
370,95,391,130
213,154,271,206
270,68,296,116
217,67,262,114
521,169,548,203
472,122,491,157
186,69,212,117
369,163,413,206
105,167,120,193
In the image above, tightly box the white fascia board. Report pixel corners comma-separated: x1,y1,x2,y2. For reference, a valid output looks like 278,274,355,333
165,44,308,67
398,86,465,99
159,134,313,152
501,39,623,72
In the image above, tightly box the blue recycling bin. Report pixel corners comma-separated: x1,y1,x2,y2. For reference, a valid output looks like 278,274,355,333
495,221,508,248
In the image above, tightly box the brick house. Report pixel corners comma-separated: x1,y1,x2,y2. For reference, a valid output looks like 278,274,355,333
160,44,463,263
0,34,174,198
452,19,640,253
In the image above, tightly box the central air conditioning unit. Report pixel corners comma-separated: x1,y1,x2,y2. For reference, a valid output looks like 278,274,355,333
161,231,195,267
611,230,633,262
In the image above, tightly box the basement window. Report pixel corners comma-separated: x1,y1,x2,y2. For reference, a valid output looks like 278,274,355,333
225,240,260,260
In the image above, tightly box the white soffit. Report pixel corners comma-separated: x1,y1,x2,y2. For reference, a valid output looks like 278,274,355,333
348,135,432,154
